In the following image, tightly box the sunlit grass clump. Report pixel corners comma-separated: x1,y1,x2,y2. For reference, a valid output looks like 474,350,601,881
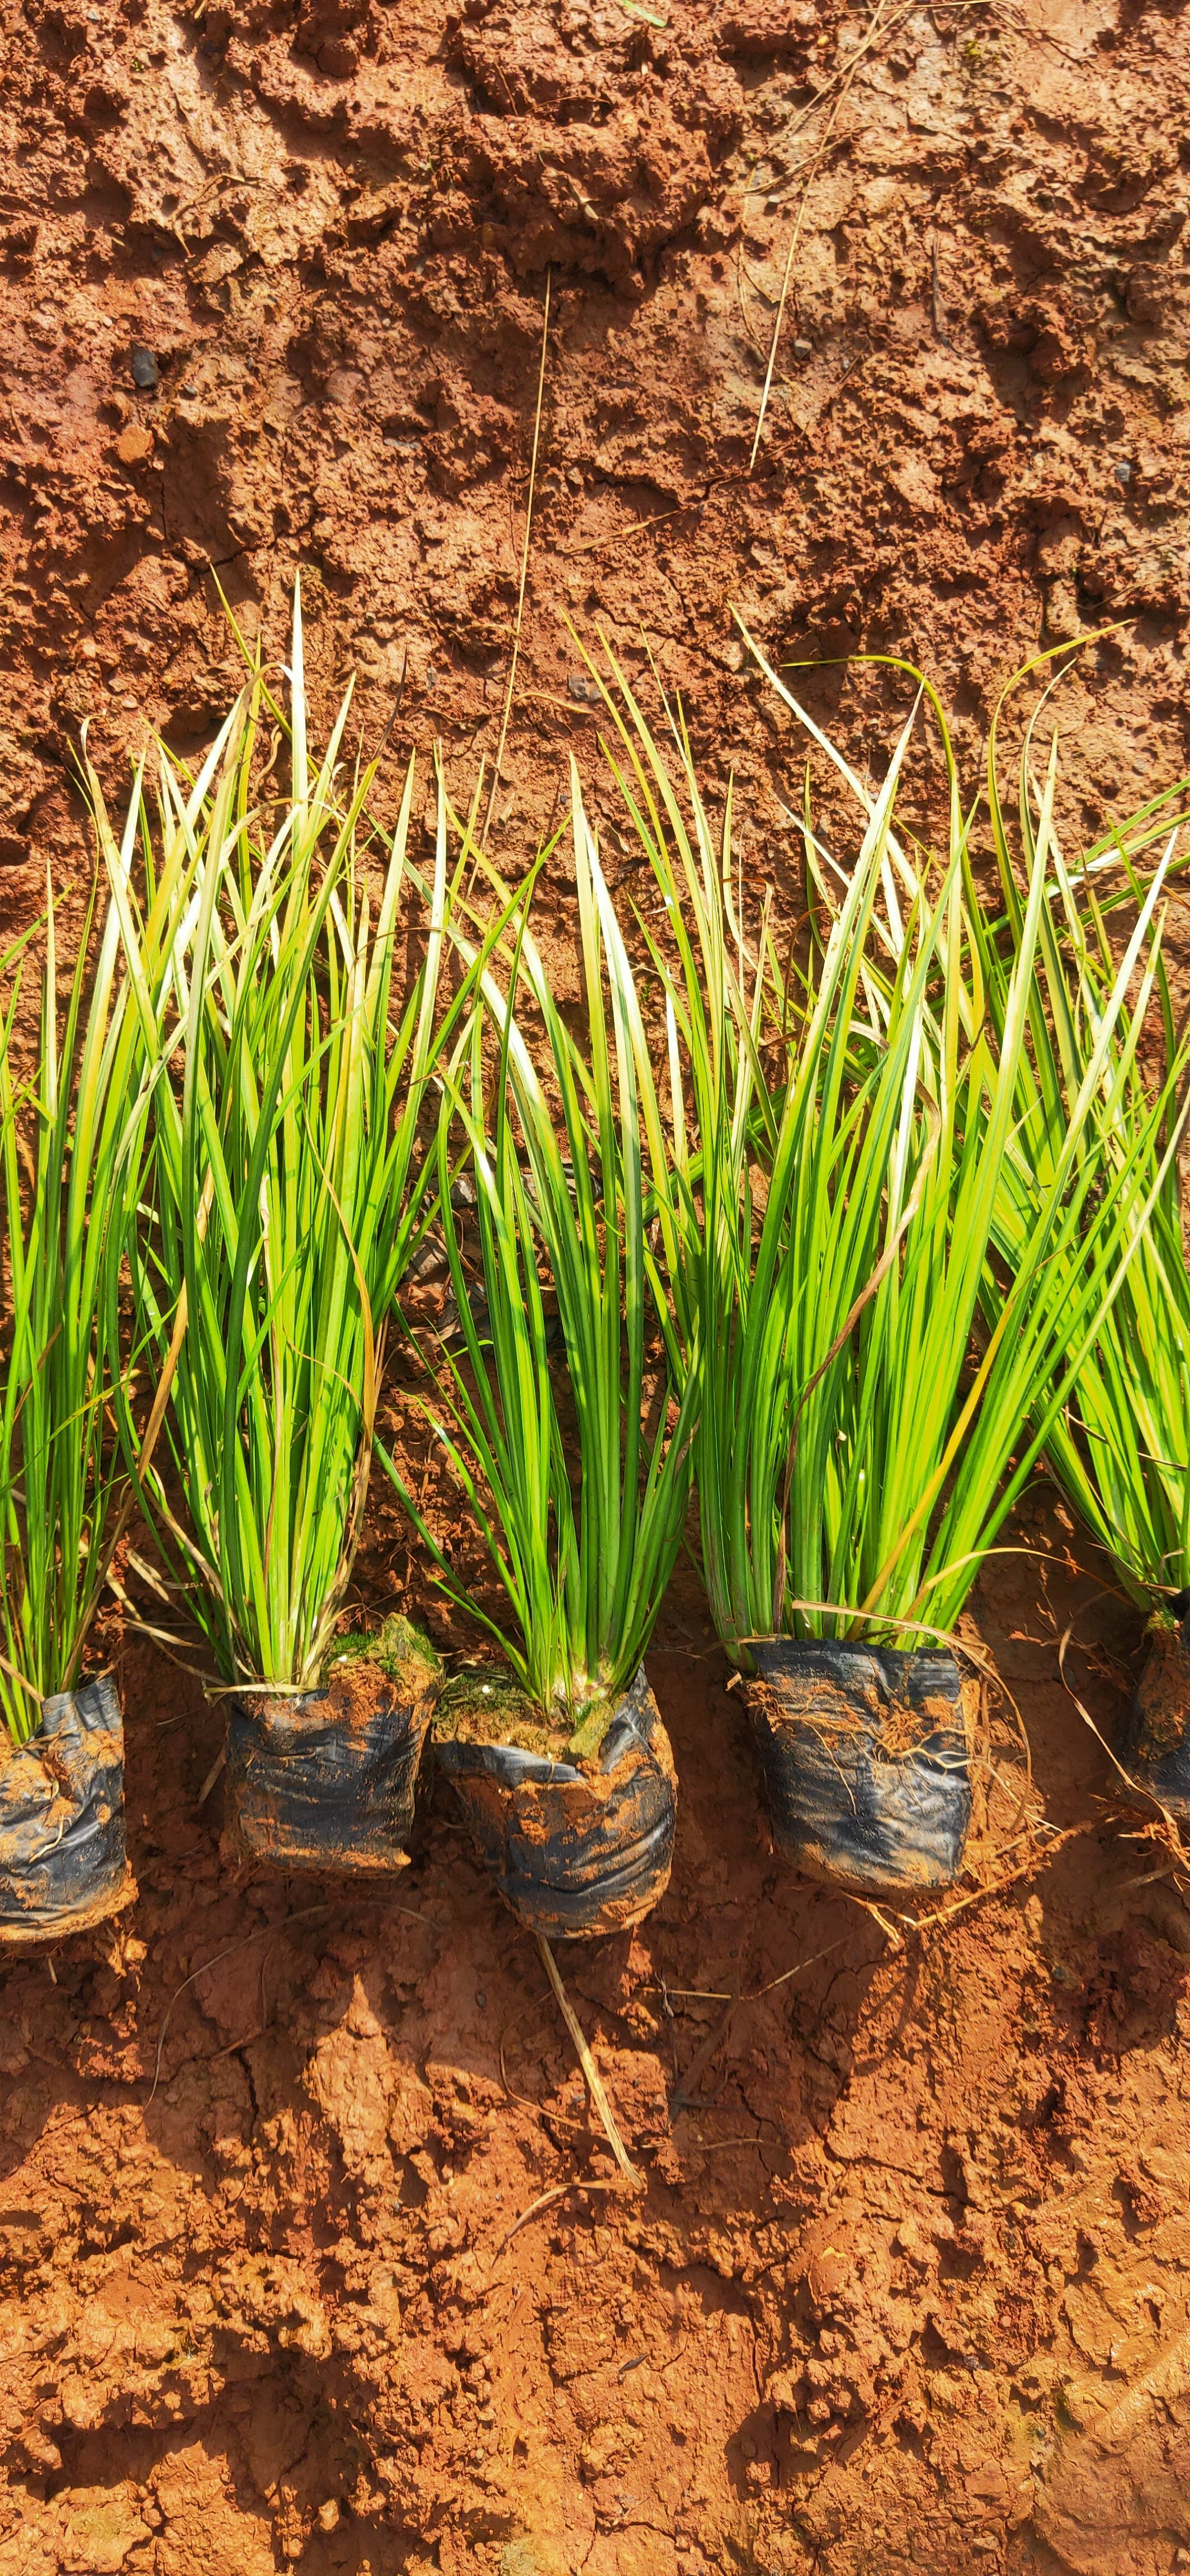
384,765,698,1754
974,685,1190,1621
0,877,147,1743
88,589,475,1692
574,631,1185,1665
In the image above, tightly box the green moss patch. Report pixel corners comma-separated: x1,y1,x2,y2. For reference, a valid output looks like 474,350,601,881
333,1614,442,1701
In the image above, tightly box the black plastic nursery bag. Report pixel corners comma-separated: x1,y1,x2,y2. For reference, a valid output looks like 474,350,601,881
0,1674,134,1944
1118,1600,1190,1821
226,1675,432,1873
745,1637,974,1894
436,1664,676,1938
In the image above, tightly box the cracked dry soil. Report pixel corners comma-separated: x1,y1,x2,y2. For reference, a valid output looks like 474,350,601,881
3,0,1190,2571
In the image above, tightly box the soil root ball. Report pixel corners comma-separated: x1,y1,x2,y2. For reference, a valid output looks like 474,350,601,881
745,1637,975,1894
0,1673,135,1943
436,1664,676,1938
225,1671,433,1873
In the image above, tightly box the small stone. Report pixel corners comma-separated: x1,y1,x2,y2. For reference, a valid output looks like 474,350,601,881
567,671,601,705
1115,460,1132,483
475,1990,487,2008
120,696,138,711
180,382,199,398
115,424,153,465
792,337,813,357
129,344,158,389
316,2502,340,2534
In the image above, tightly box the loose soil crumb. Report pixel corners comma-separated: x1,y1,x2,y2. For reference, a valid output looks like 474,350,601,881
2,0,1190,2565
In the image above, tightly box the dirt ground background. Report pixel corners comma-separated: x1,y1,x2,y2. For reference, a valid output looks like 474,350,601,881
3,0,1190,2570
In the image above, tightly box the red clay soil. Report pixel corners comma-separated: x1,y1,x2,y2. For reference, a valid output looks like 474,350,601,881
3,1517,1190,2576
0,0,1187,893
3,0,1190,2570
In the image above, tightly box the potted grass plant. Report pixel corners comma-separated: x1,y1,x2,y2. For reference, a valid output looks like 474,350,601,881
382,770,698,1938
87,590,469,1876
0,873,148,1943
969,676,1190,1821
582,636,1174,1896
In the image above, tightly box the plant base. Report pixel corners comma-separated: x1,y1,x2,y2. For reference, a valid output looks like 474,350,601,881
435,1664,676,1937
745,1638,975,1895
1118,1614,1190,1821
0,1675,135,1945
225,1667,433,1873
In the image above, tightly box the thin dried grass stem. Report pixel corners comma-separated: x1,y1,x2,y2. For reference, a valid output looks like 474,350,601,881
537,1931,643,2190
483,269,551,845
748,0,911,468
